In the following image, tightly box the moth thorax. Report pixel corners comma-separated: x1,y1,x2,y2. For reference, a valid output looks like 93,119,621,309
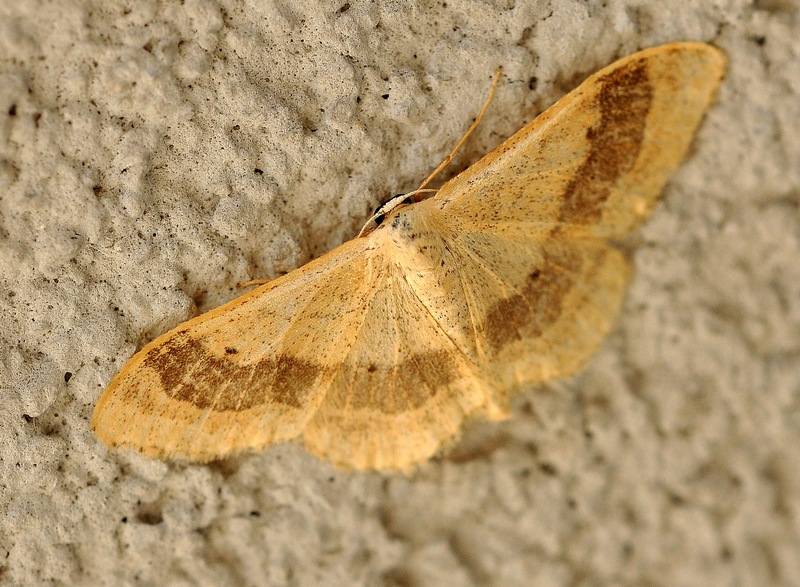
385,207,427,244
380,207,445,271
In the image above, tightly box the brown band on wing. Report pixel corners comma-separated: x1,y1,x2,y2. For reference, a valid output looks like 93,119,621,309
142,334,320,411
483,244,582,352
334,349,458,414
558,59,653,224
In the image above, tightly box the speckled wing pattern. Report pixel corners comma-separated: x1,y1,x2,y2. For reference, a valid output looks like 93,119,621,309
431,42,726,406
92,42,725,471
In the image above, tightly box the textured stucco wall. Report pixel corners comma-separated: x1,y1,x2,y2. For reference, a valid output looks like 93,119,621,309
1,1,798,585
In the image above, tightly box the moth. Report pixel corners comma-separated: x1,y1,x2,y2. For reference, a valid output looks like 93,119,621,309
92,42,725,471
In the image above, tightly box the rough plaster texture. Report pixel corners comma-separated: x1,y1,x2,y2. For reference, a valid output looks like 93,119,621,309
1,0,799,585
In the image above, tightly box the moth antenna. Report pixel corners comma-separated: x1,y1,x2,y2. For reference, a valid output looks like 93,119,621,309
416,66,503,191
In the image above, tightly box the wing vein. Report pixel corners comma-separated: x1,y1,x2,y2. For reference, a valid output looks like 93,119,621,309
447,244,487,363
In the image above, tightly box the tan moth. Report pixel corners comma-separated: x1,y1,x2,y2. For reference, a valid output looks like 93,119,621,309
92,42,726,471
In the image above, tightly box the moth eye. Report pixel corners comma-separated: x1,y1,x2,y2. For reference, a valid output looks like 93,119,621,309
374,213,386,226
402,196,414,205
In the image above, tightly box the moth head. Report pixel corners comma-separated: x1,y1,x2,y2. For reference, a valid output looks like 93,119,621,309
358,190,432,237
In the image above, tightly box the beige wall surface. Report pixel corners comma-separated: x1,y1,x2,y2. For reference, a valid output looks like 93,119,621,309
1,1,798,585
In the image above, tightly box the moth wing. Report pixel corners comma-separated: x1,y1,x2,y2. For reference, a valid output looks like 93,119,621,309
92,239,380,462
442,228,631,399
301,256,491,471
374,203,631,406
93,233,491,470
435,42,725,238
